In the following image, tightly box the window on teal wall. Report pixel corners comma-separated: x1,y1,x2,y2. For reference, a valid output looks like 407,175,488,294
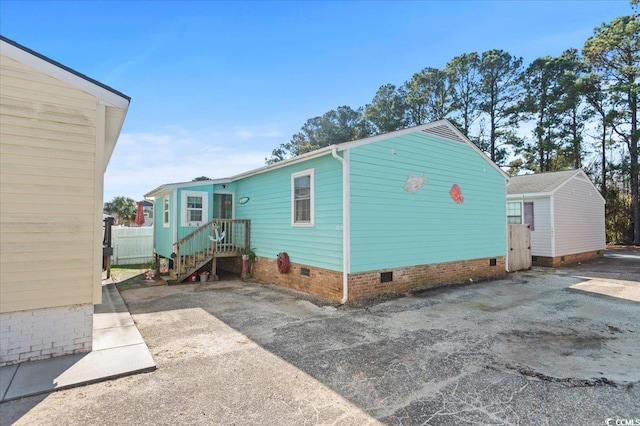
292,169,314,226
507,202,522,224
163,196,170,228
181,190,208,227
187,196,203,221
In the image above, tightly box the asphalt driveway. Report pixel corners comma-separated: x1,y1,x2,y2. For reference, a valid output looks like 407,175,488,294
2,251,639,425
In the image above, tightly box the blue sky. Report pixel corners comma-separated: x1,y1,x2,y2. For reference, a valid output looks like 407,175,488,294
1,0,633,202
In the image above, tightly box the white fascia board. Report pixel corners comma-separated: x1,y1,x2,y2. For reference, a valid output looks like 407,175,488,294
507,192,552,200
144,179,229,199
1,38,130,109
229,147,335,181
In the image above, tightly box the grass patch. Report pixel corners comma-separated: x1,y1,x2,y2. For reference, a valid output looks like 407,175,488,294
111,264,149,292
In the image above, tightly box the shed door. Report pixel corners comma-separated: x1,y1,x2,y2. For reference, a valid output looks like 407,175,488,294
508,224,532,272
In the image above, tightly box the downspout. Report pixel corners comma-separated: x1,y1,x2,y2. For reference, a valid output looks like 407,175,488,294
331,146,350,304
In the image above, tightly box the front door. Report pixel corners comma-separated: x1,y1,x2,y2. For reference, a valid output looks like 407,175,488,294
215,193,233,249
218,193,233,219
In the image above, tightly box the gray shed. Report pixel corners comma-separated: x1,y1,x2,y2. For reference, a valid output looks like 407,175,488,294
506,169,605,266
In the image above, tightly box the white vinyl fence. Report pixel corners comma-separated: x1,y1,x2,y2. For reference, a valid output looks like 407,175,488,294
111,226,154,266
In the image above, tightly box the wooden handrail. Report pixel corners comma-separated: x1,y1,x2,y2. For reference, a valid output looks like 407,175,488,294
172,219,250,280
175,218,219,246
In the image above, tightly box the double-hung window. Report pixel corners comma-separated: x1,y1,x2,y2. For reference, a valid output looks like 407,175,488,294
292,169,314,226
507,202,522,224
181,191,208,227
163,196,170,228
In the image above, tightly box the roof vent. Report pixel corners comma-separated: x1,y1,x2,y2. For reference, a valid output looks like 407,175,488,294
422,124,466,143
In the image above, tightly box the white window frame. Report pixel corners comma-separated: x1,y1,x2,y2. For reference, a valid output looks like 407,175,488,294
163,196,170,228
507,201,522,225
291,169,314,227
181,190,208,227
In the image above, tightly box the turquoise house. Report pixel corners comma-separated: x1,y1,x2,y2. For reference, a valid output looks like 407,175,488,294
145,120,508,302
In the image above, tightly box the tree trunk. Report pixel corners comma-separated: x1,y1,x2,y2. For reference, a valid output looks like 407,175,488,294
601,121,607,199
630,86,639,245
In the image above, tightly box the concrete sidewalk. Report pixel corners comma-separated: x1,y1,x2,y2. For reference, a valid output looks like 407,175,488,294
0,281,156,402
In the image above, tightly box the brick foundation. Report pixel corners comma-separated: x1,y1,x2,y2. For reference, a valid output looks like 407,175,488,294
251,256,343,301
532,250,605,267
348,257,506,300
249,255,505,303
0,304,93,366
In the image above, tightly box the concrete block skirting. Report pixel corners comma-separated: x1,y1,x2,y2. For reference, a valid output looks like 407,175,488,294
532,249,605,267
0,304,93,367
249,255,506,303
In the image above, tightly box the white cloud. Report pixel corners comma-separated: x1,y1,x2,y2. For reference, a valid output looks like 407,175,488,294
104,130,270,202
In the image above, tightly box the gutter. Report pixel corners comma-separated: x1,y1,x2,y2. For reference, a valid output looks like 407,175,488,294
331,146,350,304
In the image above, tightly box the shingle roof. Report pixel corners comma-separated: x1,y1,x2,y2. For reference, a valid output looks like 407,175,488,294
507,170,580,194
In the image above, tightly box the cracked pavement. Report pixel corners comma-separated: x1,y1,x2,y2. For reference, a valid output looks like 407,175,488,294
2,251,639,425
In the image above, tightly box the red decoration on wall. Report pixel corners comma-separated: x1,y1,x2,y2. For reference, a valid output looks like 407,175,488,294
450,184,464,204
277,252,290,274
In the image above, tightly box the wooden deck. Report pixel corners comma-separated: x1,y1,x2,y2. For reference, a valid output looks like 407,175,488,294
170,218,250,282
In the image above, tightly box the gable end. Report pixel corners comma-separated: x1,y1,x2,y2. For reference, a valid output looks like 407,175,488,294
421,123,466,143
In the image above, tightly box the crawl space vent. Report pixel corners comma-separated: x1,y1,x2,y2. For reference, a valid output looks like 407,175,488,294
380,272,393,283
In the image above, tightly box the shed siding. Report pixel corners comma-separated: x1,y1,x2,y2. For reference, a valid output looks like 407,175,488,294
349,132,506,273
0,54,100,312
235,155,343,271
553,175,605,256
526,197,553,257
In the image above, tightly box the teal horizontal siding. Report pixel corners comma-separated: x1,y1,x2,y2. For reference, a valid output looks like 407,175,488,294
155,192,174,258
235,155,343,271
349,131,506,273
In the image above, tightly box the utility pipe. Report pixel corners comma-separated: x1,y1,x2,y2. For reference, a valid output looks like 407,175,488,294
331,146,350,304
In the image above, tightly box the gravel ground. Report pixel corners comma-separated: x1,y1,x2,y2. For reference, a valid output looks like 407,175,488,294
2,251,639,425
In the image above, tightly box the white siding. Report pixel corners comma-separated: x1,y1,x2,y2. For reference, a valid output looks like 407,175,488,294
526,197,553,257
553,174,605,256
0,54,100,312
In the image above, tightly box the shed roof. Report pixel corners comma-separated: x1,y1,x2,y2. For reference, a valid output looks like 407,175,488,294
507,169,581,195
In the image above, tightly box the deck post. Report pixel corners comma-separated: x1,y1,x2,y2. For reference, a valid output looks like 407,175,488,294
211,241,217,279
244,221,250,250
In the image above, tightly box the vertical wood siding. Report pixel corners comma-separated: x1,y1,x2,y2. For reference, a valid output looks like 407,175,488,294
235,156,343,271
553,175,605,256
349,132,506,273
0,55,100,312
